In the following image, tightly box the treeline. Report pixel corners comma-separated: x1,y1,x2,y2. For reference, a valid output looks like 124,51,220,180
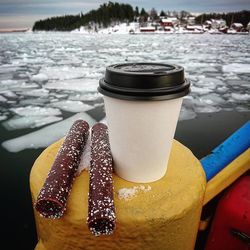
196,10,250,27
33,2,135,31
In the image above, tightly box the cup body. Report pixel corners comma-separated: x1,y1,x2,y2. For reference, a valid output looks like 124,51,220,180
104,95,183,183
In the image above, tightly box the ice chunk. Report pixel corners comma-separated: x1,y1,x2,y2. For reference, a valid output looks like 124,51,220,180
68,92,101,101
1,91,18,98
10,106,61,116
179,108,197,121
3,115,62,130
30,73,48,83
50,100,94,113
195,106,221,113
231,93,250,101
0,95,7,102
2,113,96,152
191,86,212,95
200,94,225,105
39,66,101,80
0,115,7,121
44,78,98,92
20,88,49,97
222,63,250,73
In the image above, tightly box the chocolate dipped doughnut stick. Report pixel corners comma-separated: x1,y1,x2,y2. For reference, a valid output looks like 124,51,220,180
35,119,89,219
87,123,116,236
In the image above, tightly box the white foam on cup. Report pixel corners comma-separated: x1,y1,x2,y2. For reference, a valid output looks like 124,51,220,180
104,96,183,183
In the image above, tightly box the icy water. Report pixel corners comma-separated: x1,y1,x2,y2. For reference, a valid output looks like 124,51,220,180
0,33,249,249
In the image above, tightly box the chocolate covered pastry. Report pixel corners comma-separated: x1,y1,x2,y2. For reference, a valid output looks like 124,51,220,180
35,119,89,219
87,123,116,236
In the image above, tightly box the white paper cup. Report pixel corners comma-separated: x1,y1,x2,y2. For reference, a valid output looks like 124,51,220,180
98,63,190,183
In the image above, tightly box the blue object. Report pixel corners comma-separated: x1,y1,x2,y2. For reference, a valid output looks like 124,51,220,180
201,121,250,181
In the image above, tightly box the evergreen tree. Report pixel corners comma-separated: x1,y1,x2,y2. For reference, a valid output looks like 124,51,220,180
160,10,166,17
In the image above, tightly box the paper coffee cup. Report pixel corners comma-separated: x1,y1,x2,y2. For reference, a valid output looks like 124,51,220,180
98,63,190,183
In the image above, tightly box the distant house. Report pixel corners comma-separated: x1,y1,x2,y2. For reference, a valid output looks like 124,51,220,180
139,26,156,32
231,23,243,32
160,17,179,27
186,16,196,25
210,19,227,29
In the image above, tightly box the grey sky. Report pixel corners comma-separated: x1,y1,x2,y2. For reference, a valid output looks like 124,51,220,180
0,0,249,28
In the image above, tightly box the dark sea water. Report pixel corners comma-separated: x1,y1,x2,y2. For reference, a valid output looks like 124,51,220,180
0,32,249,249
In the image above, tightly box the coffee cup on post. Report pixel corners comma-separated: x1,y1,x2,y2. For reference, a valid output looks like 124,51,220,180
98,63,190,183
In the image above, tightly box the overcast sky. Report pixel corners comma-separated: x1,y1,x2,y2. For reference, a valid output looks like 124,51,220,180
0,0,249,29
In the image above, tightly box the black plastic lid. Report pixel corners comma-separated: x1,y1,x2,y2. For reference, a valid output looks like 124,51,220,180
98,63,190,101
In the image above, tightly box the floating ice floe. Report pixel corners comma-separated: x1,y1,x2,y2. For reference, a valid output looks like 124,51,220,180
0,95,7,102
3,115,62,130
231,93,250,101
195,106,221,113
179,108,197,121
30,73,48,83
1,91,18,98
10,106,62,116
2,112,96,152
44,78,98,92
19,88,49,97
39,66,101,80
222,63,250,73
50,100,94,113
0,115,7,121
191,86,212,95
68,92,101,101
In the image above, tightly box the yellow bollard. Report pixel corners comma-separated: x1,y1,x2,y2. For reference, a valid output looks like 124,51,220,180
30,139,206,250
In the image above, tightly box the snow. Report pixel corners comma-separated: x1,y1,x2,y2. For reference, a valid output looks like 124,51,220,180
77,129,91,175
2,113,96,152
10,106,61,116
50,100,94,113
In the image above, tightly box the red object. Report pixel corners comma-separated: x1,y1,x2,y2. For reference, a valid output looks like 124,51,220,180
205,175,250,250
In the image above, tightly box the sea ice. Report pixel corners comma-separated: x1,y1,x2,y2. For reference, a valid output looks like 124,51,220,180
19,88,49,97
3,115,62,130
195,106,221,113
44,78,98,92
1,91,18,98
222,63,250,73
50,100,94,113
231,93,250,101
179,108,197,121
0,115,7,121
10,106,62,116
0,95,7,102
2,113,96,152
191,86,212,95
30,73,48,83
68,93,101,101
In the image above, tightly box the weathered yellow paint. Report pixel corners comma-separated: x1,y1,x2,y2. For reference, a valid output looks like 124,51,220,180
203,148,250,206
30,139,206,250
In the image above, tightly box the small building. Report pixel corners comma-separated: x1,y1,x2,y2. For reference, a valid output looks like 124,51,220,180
211,19,227,29
139,26,156,32
187,16,196,25
231,23,243,32
160,17,179,27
